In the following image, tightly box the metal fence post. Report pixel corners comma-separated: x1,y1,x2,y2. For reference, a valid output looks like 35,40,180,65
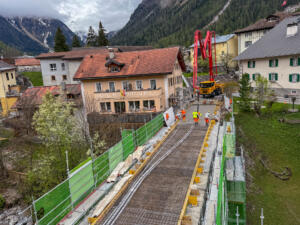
144,118,148,141
236,206,240,225
65,151,74,210
31,196,38,224
260,208,264,225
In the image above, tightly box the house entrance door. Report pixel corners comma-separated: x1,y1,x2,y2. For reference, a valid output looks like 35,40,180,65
114,102,126,113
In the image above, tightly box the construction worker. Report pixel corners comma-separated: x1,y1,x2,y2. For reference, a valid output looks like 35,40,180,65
193,111,199,125
205,111,211,127
181,109,186,121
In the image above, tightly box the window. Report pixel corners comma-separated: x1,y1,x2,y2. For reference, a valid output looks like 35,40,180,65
245,32,252,38
221,51,225,55
129,101,140,111
50,64,57,71
247,61,256,68
245,41,252,48
11,73,14,79
289,74,300,83
122,81,130,91
100,102,111,112
150,80,156,90
136,80,143,90
109,82,115,92
51,75,56,81
6,73,9,81
61,63,65,71
252,73,260,81
143,100,155,110
96,82,102,92
269,73,278,81
62,75,67,81
290,57,300,66
291,90,297,94
269,59,278,67
110,66,120,72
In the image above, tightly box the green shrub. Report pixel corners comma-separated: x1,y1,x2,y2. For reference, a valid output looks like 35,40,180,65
0,194,5,209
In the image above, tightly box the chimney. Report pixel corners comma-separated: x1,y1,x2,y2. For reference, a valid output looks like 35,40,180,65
287,22,298,37
108,48,115,59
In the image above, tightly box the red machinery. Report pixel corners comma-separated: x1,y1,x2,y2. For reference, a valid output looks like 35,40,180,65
193,30,218,89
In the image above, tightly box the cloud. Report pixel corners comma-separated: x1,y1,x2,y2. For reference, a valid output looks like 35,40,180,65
0,0,142,32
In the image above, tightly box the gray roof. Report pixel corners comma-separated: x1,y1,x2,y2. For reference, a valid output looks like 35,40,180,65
190,34,235,48
235,15,300,61
0,60,15,72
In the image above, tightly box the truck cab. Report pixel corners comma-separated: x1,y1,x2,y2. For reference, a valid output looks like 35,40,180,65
199,81,223,98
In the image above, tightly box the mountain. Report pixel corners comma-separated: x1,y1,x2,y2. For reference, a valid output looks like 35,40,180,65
0,16,76,55
111,0,300,47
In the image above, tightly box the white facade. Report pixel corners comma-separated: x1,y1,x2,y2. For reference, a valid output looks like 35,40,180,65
40,59,80,86
239,55,300,95
237,29,269,54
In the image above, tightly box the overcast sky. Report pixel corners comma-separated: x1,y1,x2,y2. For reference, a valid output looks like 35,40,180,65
0,0,142,32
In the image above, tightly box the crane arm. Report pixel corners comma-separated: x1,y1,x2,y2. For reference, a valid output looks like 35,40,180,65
193,30,217,89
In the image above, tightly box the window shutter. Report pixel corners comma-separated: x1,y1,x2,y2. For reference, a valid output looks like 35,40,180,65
289,74,293,82
246,74,250,80
253,61,256,68
269,73,271,80
290,58,294,66
298,58,300,66
275,59,278,67
248,61,250,68
298,74,300,82
269,60,272,67
275,73,278,81
252,74,256,80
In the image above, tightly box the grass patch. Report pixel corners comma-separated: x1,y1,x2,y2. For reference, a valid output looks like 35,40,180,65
22,72,43,86
285,112,300,120
236,103,300,225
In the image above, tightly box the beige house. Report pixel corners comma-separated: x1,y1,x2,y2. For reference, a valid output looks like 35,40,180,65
236,15,300,96
74,47,186,114
235,12,293,54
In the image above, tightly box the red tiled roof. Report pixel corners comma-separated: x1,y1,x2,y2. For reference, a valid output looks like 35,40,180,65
74,47,186,80
15,58,40,66
15,84,81,107
235,12,292,34
36,48,109,60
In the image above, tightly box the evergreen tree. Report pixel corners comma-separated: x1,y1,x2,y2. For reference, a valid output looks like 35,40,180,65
238,73,251,112
86,26,97,47
72,35,81,48
97,21,109,46
54,28,69,52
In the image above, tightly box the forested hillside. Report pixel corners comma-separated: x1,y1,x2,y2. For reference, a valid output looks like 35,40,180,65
111,0,299,47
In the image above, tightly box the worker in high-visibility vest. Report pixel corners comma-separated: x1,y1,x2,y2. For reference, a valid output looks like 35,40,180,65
181,109,186,121
193,111,199,125
205,111,211,127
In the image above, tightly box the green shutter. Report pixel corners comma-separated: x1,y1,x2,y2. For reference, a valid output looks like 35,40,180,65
298,58,300,66
248,61,250,68
298,74,300,82
289,74,293,82
269,73,271,80
290,58,294,66
269,60,272,67
252,74,256,80
253,61,256,68
246,74,250,80
275,73,278,81
275,59,278,67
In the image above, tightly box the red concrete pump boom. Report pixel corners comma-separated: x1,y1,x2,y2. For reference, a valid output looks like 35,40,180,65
193,30,218,89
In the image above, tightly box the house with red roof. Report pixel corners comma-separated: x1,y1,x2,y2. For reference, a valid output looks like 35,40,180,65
36,46,153,87
74,47,186,114
15,57,41,72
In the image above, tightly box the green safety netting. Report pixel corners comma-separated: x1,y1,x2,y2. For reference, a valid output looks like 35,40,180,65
225,134,235,158
69,160,94,206
93,151,110,186
33,113,165,225
34,180,71,225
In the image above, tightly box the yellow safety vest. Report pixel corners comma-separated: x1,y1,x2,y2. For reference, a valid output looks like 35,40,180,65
193,112,198,118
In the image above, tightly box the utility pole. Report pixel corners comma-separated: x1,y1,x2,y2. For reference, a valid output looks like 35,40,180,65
260,208,264,225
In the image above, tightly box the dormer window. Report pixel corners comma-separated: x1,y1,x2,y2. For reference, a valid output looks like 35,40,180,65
110,66,120,72
105,58,125,73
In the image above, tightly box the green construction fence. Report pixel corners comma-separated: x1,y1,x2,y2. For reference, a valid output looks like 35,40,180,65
33,113,165,225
